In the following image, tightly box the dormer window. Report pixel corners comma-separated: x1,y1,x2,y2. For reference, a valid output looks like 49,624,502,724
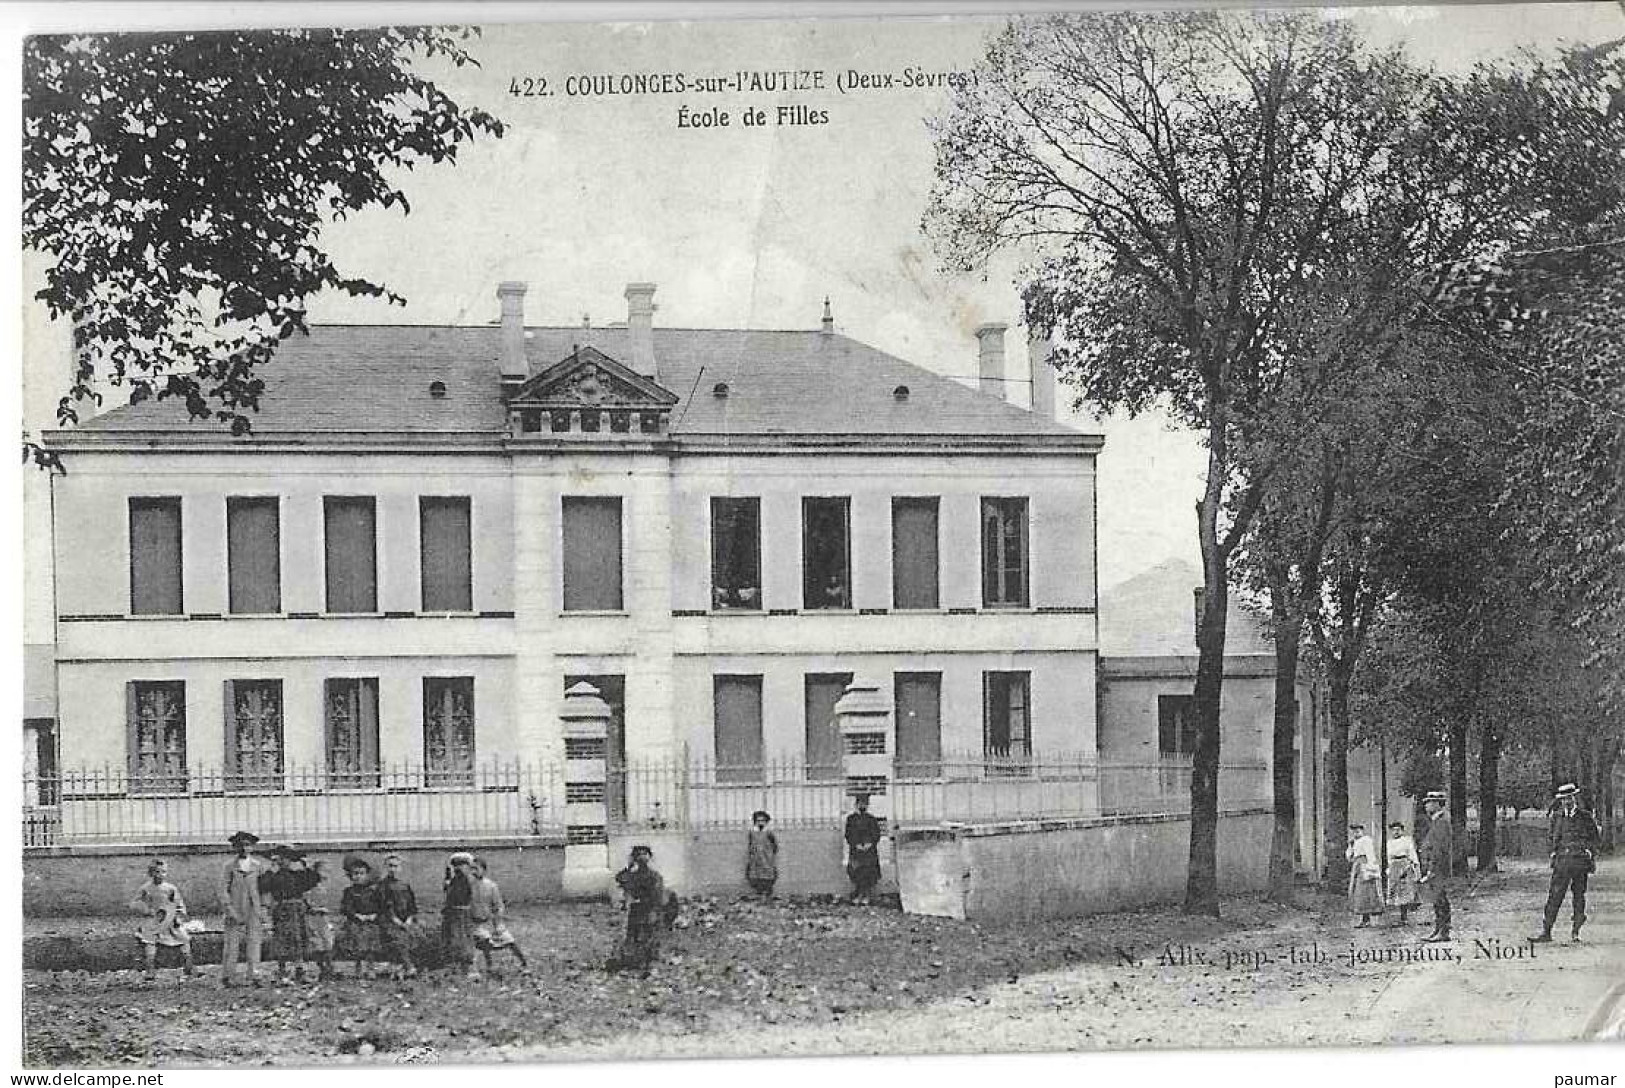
505,344,679,438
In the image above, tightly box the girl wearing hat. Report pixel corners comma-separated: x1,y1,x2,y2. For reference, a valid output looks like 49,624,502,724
259,846,319,984
337,855,383,979
441,852,479,979
129,858,195,981
744,810,779,900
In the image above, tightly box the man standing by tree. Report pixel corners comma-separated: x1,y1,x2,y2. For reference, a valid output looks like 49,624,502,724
1532,783,1601,944
1418,791,1454,943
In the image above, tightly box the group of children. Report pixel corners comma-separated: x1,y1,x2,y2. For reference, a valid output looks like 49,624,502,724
130,833,527,984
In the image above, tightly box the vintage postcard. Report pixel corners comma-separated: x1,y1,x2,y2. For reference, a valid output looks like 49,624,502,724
14,0,1625,1072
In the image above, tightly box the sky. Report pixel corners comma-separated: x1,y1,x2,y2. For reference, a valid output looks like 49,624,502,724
18,2,1625,604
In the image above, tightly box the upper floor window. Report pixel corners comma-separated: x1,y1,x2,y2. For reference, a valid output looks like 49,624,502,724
325,677,380,789
1157,694,1198,757
420,496,473,612
424,676,476,787
561,496,623,611
891,497,940,609
981,497,1030,608
227,497,281,614
983,671,1031,762
802,497,851,610
127,680,187,794
129,497,183,615
324,497,377,613
711,497,761,610
225,679,283,792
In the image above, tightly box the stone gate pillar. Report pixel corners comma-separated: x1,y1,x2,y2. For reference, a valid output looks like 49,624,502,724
835,675,894,821
560,680,611,898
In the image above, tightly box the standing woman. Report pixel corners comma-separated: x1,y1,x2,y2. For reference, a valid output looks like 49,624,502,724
1345,824,1385,927
441,852,479,980
843,794,882,906
1385,822,1421,925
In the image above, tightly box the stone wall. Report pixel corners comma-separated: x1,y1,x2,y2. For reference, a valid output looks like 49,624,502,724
895,808,1272,921
23,835,566,917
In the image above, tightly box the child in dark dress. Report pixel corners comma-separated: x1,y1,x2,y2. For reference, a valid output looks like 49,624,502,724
336,855,382,979
745,810,779,899
441,852,479,980
374,854,419,980
259,845,320,983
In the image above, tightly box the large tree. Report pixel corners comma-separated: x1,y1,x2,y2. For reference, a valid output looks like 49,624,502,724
927,10,1462,913
24,27,503,459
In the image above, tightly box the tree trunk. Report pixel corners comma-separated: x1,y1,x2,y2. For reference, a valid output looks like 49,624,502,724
1185,511,1230,917
1449,715,1469,868
1321,665,1352,887
1476,724,1501,873
1267,607,1301,902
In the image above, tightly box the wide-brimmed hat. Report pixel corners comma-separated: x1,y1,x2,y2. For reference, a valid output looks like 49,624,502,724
448,851,475,866
1423,790,1447,804
227,830,261,846
341,853,373,873
268,843,305,861
629,843,653,857
751,809,771,822
1555,782,1579,799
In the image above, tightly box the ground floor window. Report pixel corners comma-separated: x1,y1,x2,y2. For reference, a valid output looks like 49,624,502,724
714,675,764,784
895,672,943,778
804,673,852,781
225,679,284,792
127,680,187,794
983,671,1031,763
424,677,476,787
325,678,380,789
1157,694,1198,756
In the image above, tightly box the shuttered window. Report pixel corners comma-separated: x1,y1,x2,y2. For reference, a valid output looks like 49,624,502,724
325,678,380,789
895,672,943,778
804,672,853,781
324,497,377,613
424,677,476,787
983,671,1031,760
891,497,940,609
713,675,764,784
224,679,283,792
981,497,1030,608
1158,695,1198,756
129,498,183,615
562,497,624,611
127,680,187,794
420,497,473,612
227,498,281,614
710,498,762,609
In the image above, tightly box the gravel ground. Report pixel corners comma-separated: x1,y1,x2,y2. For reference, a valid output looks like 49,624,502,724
21,861,1620,1067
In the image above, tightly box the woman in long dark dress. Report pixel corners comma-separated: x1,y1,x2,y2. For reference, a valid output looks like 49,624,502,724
844,794,883,905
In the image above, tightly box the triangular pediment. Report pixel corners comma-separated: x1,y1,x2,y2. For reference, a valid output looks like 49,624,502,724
508,346,679,407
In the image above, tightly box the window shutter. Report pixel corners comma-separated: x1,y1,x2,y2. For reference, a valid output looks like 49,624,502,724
714,676,764,784
223,680,238,781
420,497,473,611
125,681,138,786
895,673,943,777
324,498,377,613
129,498,183,615
562,497,623,611
803,673,852,781
227,498,280,613
891,498,939,609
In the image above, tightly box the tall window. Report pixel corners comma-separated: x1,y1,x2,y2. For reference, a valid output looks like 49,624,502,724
895,672,943,778
325,678,380,789
983,671,1031,762
224,679,283,792
891,497,940,609
710,498,761,610
127,680,187,793
1157,694,1198,756
981,497,1030,608
562,497,623,611
324,497,377,613
802,497,851,609
713,675,764,784
804,672,853,781
129,498,183,615
227,498,281,614
420,497,472,612
424,677,476,787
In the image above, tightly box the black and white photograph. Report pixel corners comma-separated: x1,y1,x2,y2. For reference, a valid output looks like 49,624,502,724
11,0,1625,1073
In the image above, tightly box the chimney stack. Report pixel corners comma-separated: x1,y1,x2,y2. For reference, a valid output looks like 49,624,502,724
624,283,658,380
821,297,834,336
497,282,528,382
1028,328,1057,418
975,322,1007,399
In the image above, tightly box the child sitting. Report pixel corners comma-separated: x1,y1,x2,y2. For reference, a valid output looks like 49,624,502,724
129,858,195,982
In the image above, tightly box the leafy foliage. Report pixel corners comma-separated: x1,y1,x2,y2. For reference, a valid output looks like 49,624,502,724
23,27,504,454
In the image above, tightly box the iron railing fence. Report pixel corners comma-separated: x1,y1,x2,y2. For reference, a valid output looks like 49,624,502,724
22,755,1272,846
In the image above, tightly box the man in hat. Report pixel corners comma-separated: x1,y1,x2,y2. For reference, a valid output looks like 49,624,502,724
1533,783,1601,943
1417,792,1453,943
220,830,268,987
844,793,883,906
